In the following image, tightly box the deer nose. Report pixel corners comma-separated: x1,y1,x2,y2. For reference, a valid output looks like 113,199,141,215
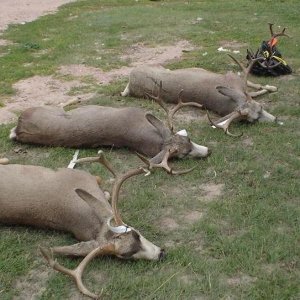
159,249,166,261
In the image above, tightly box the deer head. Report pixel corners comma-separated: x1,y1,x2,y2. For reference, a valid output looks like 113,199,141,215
145,80,210,164
207,54,278,136
40,150,195,298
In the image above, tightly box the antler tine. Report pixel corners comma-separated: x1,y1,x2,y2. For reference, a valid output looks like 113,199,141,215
74,150,116,177
145,80,169,115
40,244,116,299
268,22,274,36
145,80,175,131
268,61,283,69
273,27,289,38
228,54,247,73
207,110,243,137
268,22,289,38
137,150,196,175
228,54,265,88
168,89,203,130
111,167,147,226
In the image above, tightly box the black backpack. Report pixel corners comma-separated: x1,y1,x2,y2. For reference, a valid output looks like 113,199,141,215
246,24,292,76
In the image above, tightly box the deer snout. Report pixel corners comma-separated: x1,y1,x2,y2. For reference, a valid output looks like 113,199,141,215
132,234,164,261
189,142,211,158
159,249,166,261
258,109,277,123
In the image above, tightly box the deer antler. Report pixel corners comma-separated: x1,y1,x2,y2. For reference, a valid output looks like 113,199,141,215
136,149,196,175
40,244,116,299
111,167,148,226
207,110,243,137
168,90,203,131
74,150,116,177
75,151,147,226
268,23,289,39
228,54,265,89
146,80,202,132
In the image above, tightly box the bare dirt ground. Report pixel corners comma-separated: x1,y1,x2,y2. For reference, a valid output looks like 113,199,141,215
0,0,76,32
0,0,194,124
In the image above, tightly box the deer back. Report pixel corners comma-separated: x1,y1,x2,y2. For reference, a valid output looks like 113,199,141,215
127,65,245,116
0,164,112,241
13,105,164,157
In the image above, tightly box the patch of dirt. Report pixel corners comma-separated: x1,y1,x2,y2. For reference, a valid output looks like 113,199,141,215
173,108,207,124
157,217,180,231
58,40,193,84
226,274,257,287
219,40,248,49
181,210,204,224
242,137,254,147
1,39,193,125
160,181,224,204
0,0,76,32
163,240,182,248
196,183,225,202
261,263,279,275
189,237,205,253
0,39,14,46
58,64,116,85
121,40,194,66
178,274,195,285
0,76,94,124
160,186,186,198
58,64,133,85
13,264,51,300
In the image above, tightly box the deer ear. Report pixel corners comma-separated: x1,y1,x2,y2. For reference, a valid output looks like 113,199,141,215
216,86,245,104
75,188,104,217
150,149,166,164
145,113,171,139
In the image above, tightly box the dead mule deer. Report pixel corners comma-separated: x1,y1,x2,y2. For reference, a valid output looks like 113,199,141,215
121,55,280,136
0,151,168,299
10,100,210,168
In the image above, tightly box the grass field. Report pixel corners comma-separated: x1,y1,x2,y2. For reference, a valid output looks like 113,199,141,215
0,0,299,299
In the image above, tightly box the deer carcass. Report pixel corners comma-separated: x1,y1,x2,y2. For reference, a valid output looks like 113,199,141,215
121,55,280,136
10,101,210,169
0,152,166,299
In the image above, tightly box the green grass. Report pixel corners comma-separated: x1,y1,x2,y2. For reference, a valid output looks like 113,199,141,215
0,0,299,299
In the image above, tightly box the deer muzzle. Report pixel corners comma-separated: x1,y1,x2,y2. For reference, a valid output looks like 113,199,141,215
132,234,165,261
258,109,277,123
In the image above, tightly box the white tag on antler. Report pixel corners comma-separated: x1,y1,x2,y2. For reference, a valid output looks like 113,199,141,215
176,129,188,137
107,217,132,234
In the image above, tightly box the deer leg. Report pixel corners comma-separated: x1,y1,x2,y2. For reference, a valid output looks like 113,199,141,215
247,80,277,94
51,240,100,257
249,89,269,97
0,158,9,165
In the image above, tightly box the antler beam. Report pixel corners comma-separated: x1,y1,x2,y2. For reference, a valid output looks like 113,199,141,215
136,150,196,175
146,80,202,132
207,110,243,137
268,23,289,38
